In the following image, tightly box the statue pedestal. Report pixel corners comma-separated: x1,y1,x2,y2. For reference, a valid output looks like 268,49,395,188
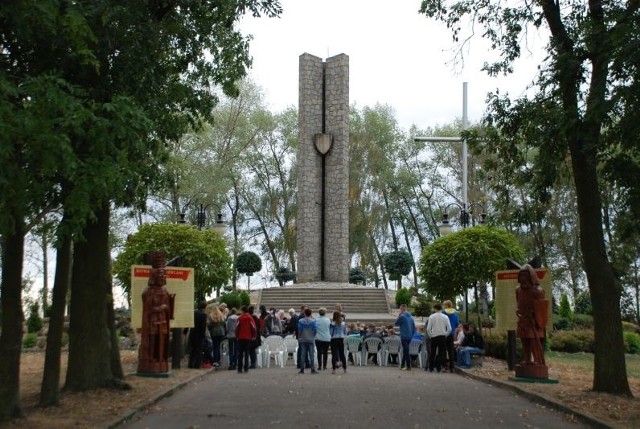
136,370,172,378
514,363,549,379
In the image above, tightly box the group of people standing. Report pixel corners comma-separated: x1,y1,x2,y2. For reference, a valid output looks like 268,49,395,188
294,306,349,374
186,298,484,374
395,300,484,372
185,302,351,375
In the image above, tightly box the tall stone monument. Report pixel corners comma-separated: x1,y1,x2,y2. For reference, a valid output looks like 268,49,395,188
297,53,349,283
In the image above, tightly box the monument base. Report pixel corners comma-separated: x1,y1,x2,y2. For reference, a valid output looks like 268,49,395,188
509,375,559,384
136,371,173,378
514,363,549,379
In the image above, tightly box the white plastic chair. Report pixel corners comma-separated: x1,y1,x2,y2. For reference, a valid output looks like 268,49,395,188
254,344,267,368
344,336,363,366
381,337,402,367
409,338,426,369
362,337,383,366
263,335,286,368
283,337,299,367
220,338,229,368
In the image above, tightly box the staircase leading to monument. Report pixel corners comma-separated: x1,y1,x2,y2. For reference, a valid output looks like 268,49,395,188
256,283,396,326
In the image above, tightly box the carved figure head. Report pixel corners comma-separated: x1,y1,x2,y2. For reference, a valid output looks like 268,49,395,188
518,264,540,288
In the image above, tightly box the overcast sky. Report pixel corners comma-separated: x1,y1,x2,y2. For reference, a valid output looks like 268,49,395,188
239,0,545,131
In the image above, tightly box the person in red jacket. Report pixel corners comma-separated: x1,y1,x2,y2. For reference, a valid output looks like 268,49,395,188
235,305,257,373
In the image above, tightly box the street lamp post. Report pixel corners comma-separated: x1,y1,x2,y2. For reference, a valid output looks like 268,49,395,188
415,82,470,221
438,202,487,236
173,202,227,368
196,204,208,230
187,203,226,234
438,201,487,321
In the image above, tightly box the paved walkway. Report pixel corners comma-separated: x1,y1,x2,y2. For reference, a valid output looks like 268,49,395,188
116,364,591,429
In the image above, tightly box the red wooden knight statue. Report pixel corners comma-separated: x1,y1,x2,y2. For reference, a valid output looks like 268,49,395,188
137,252,175,374
515,264,550,379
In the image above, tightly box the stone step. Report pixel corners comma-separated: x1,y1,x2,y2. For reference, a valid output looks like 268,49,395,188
257,285,391,315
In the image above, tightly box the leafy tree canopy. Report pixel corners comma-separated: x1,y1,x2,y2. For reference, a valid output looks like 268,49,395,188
113,223,232,299
419,226,525,300
236,250,262,276
383,250,413,278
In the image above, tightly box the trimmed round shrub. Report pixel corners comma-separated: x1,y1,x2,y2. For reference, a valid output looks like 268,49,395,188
549,329,594,353
220,292,241,309
395,287,412,307
239,290,251,306
22,333,38,348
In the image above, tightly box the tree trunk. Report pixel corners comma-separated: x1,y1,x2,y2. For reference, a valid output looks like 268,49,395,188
383,192,398,251
0,224,26,420
400,220,418,288
372,236,388,289
107,289,124,380
40,232,72,406
569,141,632,396
42,230,49,314
65,205,119,391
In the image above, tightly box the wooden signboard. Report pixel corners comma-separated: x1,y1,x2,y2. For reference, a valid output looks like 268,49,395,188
130,265,194,329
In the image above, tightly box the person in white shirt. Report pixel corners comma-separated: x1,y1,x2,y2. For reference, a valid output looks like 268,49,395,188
425,302,451,372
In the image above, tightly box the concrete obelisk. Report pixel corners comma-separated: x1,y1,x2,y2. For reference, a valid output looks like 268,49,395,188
297,53,349,283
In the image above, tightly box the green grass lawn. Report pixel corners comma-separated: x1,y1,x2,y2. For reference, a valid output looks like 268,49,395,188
546,351,640,378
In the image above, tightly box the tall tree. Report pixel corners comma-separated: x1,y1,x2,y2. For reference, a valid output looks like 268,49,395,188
40,221,73,406
1,0,282,416
420,0,638,395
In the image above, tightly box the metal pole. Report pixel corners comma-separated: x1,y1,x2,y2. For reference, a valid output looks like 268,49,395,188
462,82,468,213
507,330,517,370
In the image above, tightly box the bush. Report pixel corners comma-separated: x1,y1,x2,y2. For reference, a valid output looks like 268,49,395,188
622,321,640,333
552,315,572,331
574,290,592,315
624,332,640,354
559,293,573,321
412,295,432,318
395,287,412,307
549,329,594,353
27,303,43,334
239,291,251,306
219,292,241,309
572,313,594,329
482,330,523,360
22,333,38,348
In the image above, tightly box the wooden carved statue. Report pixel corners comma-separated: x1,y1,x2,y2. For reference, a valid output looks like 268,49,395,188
515,264,550,379
137,252,175,374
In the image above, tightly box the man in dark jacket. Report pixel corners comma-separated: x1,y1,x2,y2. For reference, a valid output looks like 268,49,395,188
456,322,484,369
285,308,298,335
188,302,208,368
